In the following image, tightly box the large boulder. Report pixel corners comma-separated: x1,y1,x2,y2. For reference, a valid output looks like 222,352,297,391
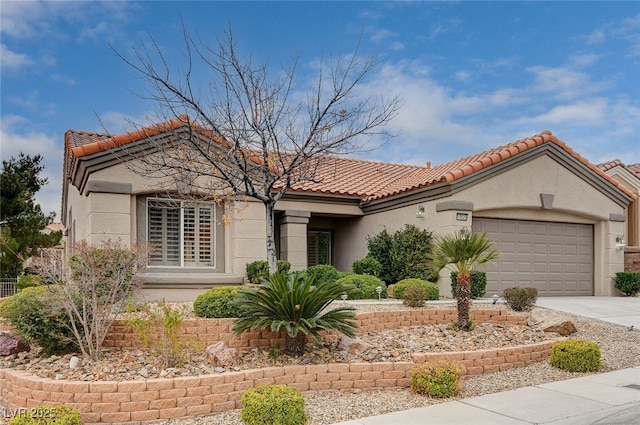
206,342,239,367
527,309,577,336
0,332,30,356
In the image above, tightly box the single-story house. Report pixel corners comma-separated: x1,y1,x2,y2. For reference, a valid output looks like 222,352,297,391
62,119,636,301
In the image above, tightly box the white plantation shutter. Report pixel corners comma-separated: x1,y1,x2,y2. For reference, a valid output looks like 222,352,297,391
148,199,215,267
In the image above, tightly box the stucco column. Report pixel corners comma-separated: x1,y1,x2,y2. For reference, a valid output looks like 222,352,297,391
279,210,311,271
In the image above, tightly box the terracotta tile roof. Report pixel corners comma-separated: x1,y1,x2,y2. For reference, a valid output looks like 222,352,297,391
64,118,636,202
629,163,640,178
363,130,636,202
286,157,422,197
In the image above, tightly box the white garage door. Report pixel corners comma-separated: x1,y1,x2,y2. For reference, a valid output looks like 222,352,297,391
472,218,593,296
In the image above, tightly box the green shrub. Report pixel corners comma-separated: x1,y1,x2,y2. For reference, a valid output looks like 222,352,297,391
336,274,384,300
502,286,538,311
352,256,382,277
300,264,343,286
366,225,438,284
411,362,464,398
550,340,601,372
403,285,426,307
393,278,439,301
613,271,640,296
9,405,81,425
15,274,43,290
193,286,241,318
246,260,291,284
241,385,307,425
0,286,78,355
451,270,487,299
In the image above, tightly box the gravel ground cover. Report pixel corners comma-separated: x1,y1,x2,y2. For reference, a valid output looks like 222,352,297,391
2,301,639,425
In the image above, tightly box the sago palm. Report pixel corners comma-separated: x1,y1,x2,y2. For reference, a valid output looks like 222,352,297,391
430,229,499,330
233,272,357,356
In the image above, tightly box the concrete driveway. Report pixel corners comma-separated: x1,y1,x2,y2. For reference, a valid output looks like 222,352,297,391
535,296,640,328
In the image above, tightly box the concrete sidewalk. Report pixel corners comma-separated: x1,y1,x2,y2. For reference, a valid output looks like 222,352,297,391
333,297,640,425
333,367,640,424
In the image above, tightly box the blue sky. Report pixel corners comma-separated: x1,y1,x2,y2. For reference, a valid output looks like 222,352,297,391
1,1,639,218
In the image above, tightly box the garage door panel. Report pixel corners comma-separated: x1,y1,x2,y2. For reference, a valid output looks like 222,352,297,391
473,218,593,296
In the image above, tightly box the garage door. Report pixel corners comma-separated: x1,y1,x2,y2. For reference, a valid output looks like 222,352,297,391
472,218,593,296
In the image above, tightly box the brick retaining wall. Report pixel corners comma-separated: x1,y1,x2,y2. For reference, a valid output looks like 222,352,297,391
0,309,542,424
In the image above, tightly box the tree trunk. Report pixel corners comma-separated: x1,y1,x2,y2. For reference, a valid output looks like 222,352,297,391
456,271,471,330
284,332,307,357
264,201,278,274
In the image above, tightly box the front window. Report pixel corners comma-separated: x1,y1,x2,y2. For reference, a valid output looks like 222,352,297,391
147,199,215,267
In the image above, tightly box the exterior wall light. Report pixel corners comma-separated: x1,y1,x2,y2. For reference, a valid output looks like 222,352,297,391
456,212,469,221
416,205,425,219
615,235,626,251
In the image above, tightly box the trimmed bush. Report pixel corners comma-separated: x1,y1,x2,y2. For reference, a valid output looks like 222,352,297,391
502,286,538,311
393,278,439,301
300,264,343,286
367,225,438,284
193,286,241,318
15,274,43,290
403,284,426,307
352,256,382,277
246,260,291,284
411,362,464,398
613,271,640,296
241,384,308,425
550,339,601,372
336,274,384,299
9,405,81,425
451,270,487,299
0,286,78,355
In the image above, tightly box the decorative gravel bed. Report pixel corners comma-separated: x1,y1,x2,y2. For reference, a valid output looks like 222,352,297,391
2,301,639,425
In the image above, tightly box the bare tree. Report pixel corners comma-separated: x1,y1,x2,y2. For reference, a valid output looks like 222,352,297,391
113,26,400,272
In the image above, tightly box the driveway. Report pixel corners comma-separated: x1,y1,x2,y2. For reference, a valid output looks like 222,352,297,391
535,296,640,328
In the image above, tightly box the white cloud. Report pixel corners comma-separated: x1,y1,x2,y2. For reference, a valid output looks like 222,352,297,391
0,43,33,71
585,29,605,45
0,115,62,217
518,98,608,126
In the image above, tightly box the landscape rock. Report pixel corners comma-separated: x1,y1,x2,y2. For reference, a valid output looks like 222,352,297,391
527,309,568,330
544,321,577,336
206,342,239,367
337,336,371,354
0,332,30,356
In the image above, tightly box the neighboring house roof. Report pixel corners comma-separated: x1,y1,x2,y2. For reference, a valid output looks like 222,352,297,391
63,118,636,204
628,163,640,178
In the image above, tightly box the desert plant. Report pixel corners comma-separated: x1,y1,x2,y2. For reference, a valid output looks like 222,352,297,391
403,284,426,307
0,285,78,355
550,339,601,372
429,229,498,330
336,274,384,299
233,272,357,356
411,362,464,398
502,287,538,311
8,405,82,425
392,278,439,301
352,256,382,277
246,260,291,284
613,271,640,296
300,264,343,285
366,225,438,284
126,301,190,368
193,286,241,318
241,385,307,425
451,270,487,299
15,273,42,290
29,240,146,360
